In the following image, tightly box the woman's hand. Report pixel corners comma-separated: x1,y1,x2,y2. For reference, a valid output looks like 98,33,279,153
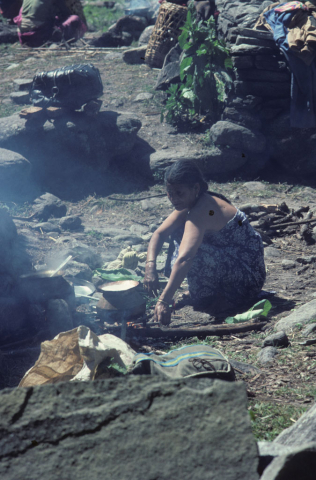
143,266,160,297
154,302,172,326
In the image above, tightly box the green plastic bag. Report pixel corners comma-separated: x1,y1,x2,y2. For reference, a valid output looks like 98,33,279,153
94,268,143,283
225,299,272,324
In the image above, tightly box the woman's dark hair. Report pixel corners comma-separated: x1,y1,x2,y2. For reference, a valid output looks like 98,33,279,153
164,160,232,204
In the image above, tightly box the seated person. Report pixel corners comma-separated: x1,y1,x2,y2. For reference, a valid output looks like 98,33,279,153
14,0,87,47
143,160,266,325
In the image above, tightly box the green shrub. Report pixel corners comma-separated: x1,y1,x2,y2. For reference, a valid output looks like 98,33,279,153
161,5,232,126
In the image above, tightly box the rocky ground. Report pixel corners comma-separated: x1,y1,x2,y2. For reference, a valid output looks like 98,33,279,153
0,29,316,443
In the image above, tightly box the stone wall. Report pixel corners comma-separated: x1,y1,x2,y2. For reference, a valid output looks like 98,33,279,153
208,0,316,177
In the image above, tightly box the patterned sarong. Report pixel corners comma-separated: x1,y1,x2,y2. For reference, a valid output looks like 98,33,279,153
164,209,266,311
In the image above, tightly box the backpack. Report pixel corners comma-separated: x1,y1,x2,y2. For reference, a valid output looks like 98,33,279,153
30,64,103,110
131,344,235,381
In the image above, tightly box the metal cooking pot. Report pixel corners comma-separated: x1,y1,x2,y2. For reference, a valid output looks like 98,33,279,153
98,280,140,301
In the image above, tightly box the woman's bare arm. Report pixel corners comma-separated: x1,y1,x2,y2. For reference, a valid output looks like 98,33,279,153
159,210,207,302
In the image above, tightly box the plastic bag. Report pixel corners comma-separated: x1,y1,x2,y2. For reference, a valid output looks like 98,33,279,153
225,299,272,324
31,64,103,110
19,326,136,387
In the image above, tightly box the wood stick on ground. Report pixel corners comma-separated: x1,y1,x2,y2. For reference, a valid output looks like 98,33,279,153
269,218,316,229
107,194,167,202
106,321,268,339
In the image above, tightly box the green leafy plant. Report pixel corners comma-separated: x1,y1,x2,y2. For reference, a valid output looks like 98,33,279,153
161,6,232,126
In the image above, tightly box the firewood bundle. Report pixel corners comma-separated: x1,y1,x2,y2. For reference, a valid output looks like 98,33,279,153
246,203,316,244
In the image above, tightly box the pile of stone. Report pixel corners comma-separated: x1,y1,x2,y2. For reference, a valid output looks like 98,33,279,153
211,0,315,177
154,0,316,178
0,107,142,198
0,203,76,346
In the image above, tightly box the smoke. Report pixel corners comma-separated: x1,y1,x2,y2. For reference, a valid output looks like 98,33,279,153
125,0,159,17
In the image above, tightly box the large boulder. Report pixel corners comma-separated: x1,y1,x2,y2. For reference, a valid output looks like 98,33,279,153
260,443,316,480
274,402,316,446
0,148,31,191
32,193,67,221
210,120,267,153
115,15,148,40
155,44,182,91
145,146,248,178
0,377,260,480
138,25,154,46
0,111,141,190
274,299,316,333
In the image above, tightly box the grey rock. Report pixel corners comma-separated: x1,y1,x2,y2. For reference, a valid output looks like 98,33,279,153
0,148,31,189
59,215,82,231
147,146,248,177
282,259,296,270
235,35,276,48
33,222,61,233
258,441,299,459
0,377,260,480
239,203,262,214
260,442,316,480
88,29,133,47
112,234,144,245
115,15,148,40
13,78,33,92
236,27,274,41
275,403,316,446
255,55,287,71
149,223,159,232
133,92,153,102
0,112,141,190
232,55,254,69
155,43,182,90
5,63,20,71
129,224,149,235
131,243,147,253
165,43,182,64
231,43,278,56
123,46,146,64
301,323,316,337
46,299,73,338
155,61,180,90
66,243,102,269
63,260,93,281
230,95,263,110
138,25,154,46
210,121,266,153
296,256,316,265
235,69,290,83
275,299,316,333
312,225,316,242
263,331,289,348
264,247,282,259
222,107,262,130
257,346,278,364
32,193,67,221
0,23,18,44
10,91,31,105
234,80,291,98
